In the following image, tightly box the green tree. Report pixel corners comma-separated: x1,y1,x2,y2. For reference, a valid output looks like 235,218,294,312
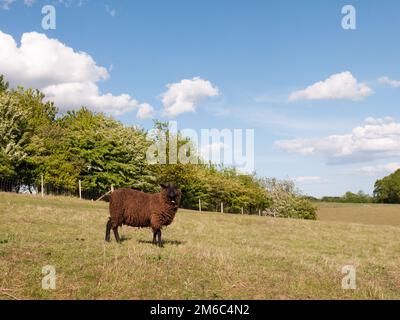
374,170,400,203
0,75,9,93
0,74,318,219
0,92,27,178
34,108,157,194
0,80,57,189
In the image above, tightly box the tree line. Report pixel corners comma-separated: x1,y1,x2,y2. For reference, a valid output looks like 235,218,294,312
313,173,400,204
0,75,317,219
319,191,373,204
2,73,398,210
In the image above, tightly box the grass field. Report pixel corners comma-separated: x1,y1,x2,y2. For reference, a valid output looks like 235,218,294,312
318,202,400,227
1,193,400,300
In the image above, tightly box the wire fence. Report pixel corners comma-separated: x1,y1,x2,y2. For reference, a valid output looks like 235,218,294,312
0,176,106,201
0,176,263,215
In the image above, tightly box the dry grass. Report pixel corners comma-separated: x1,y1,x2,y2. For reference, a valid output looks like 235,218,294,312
1,193,400,300
317,202,400,227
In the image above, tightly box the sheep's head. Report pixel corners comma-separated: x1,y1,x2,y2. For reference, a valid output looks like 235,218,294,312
160,183,181,206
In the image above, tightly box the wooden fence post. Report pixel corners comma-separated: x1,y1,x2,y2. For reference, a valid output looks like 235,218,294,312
199,198,202,212
79,180,82,200
221,202,224,213
111,184,114,193
41,175,44,197
259,209,261,216
241,207,244,215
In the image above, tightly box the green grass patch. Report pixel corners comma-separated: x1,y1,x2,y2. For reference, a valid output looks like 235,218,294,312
1,193,400,299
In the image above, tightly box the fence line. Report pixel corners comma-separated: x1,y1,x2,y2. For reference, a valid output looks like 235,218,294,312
0,177,266,215
0,177,106,201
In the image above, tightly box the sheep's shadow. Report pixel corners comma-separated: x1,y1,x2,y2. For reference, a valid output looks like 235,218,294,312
138,239,186,246
119,235,132,243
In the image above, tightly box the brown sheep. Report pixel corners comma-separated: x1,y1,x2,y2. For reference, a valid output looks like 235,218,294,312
105,183,181,247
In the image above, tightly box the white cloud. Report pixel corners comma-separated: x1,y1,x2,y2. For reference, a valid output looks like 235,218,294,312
42,82,141,115
136,103,155,120
1,0,79,9
0,0,15,10
0,31,150,116
363,116,395,125
276,117,400,164
105,5,116,17
289,71,373,101
161,77,219,117
379,76,400,88
23,0,35,6
0,31,108,88
292,176,322,183
356,163,400,176
57,0,85,7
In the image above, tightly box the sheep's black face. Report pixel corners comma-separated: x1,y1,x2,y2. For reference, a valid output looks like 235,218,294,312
160,183,181,206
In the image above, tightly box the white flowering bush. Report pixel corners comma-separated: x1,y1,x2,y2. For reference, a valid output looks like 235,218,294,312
261,178,317,220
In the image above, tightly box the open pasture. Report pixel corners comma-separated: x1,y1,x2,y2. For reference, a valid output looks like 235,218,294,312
1,193,400,300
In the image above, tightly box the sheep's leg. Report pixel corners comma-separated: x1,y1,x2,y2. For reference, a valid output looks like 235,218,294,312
157,229,163,247
152,230,157,245
113,226,121,243
105,218,112,242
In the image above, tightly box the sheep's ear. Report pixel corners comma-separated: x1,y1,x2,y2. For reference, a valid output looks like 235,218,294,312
160,183,167,189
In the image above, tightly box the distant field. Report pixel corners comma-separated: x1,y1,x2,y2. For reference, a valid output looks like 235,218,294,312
317,202,400,227
1,193,400,300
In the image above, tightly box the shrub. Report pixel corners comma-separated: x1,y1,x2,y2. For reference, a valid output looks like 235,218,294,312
261,178,317,220
374,169,400,204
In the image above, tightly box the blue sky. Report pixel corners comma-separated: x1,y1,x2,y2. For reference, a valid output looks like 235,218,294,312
1,0,400,197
